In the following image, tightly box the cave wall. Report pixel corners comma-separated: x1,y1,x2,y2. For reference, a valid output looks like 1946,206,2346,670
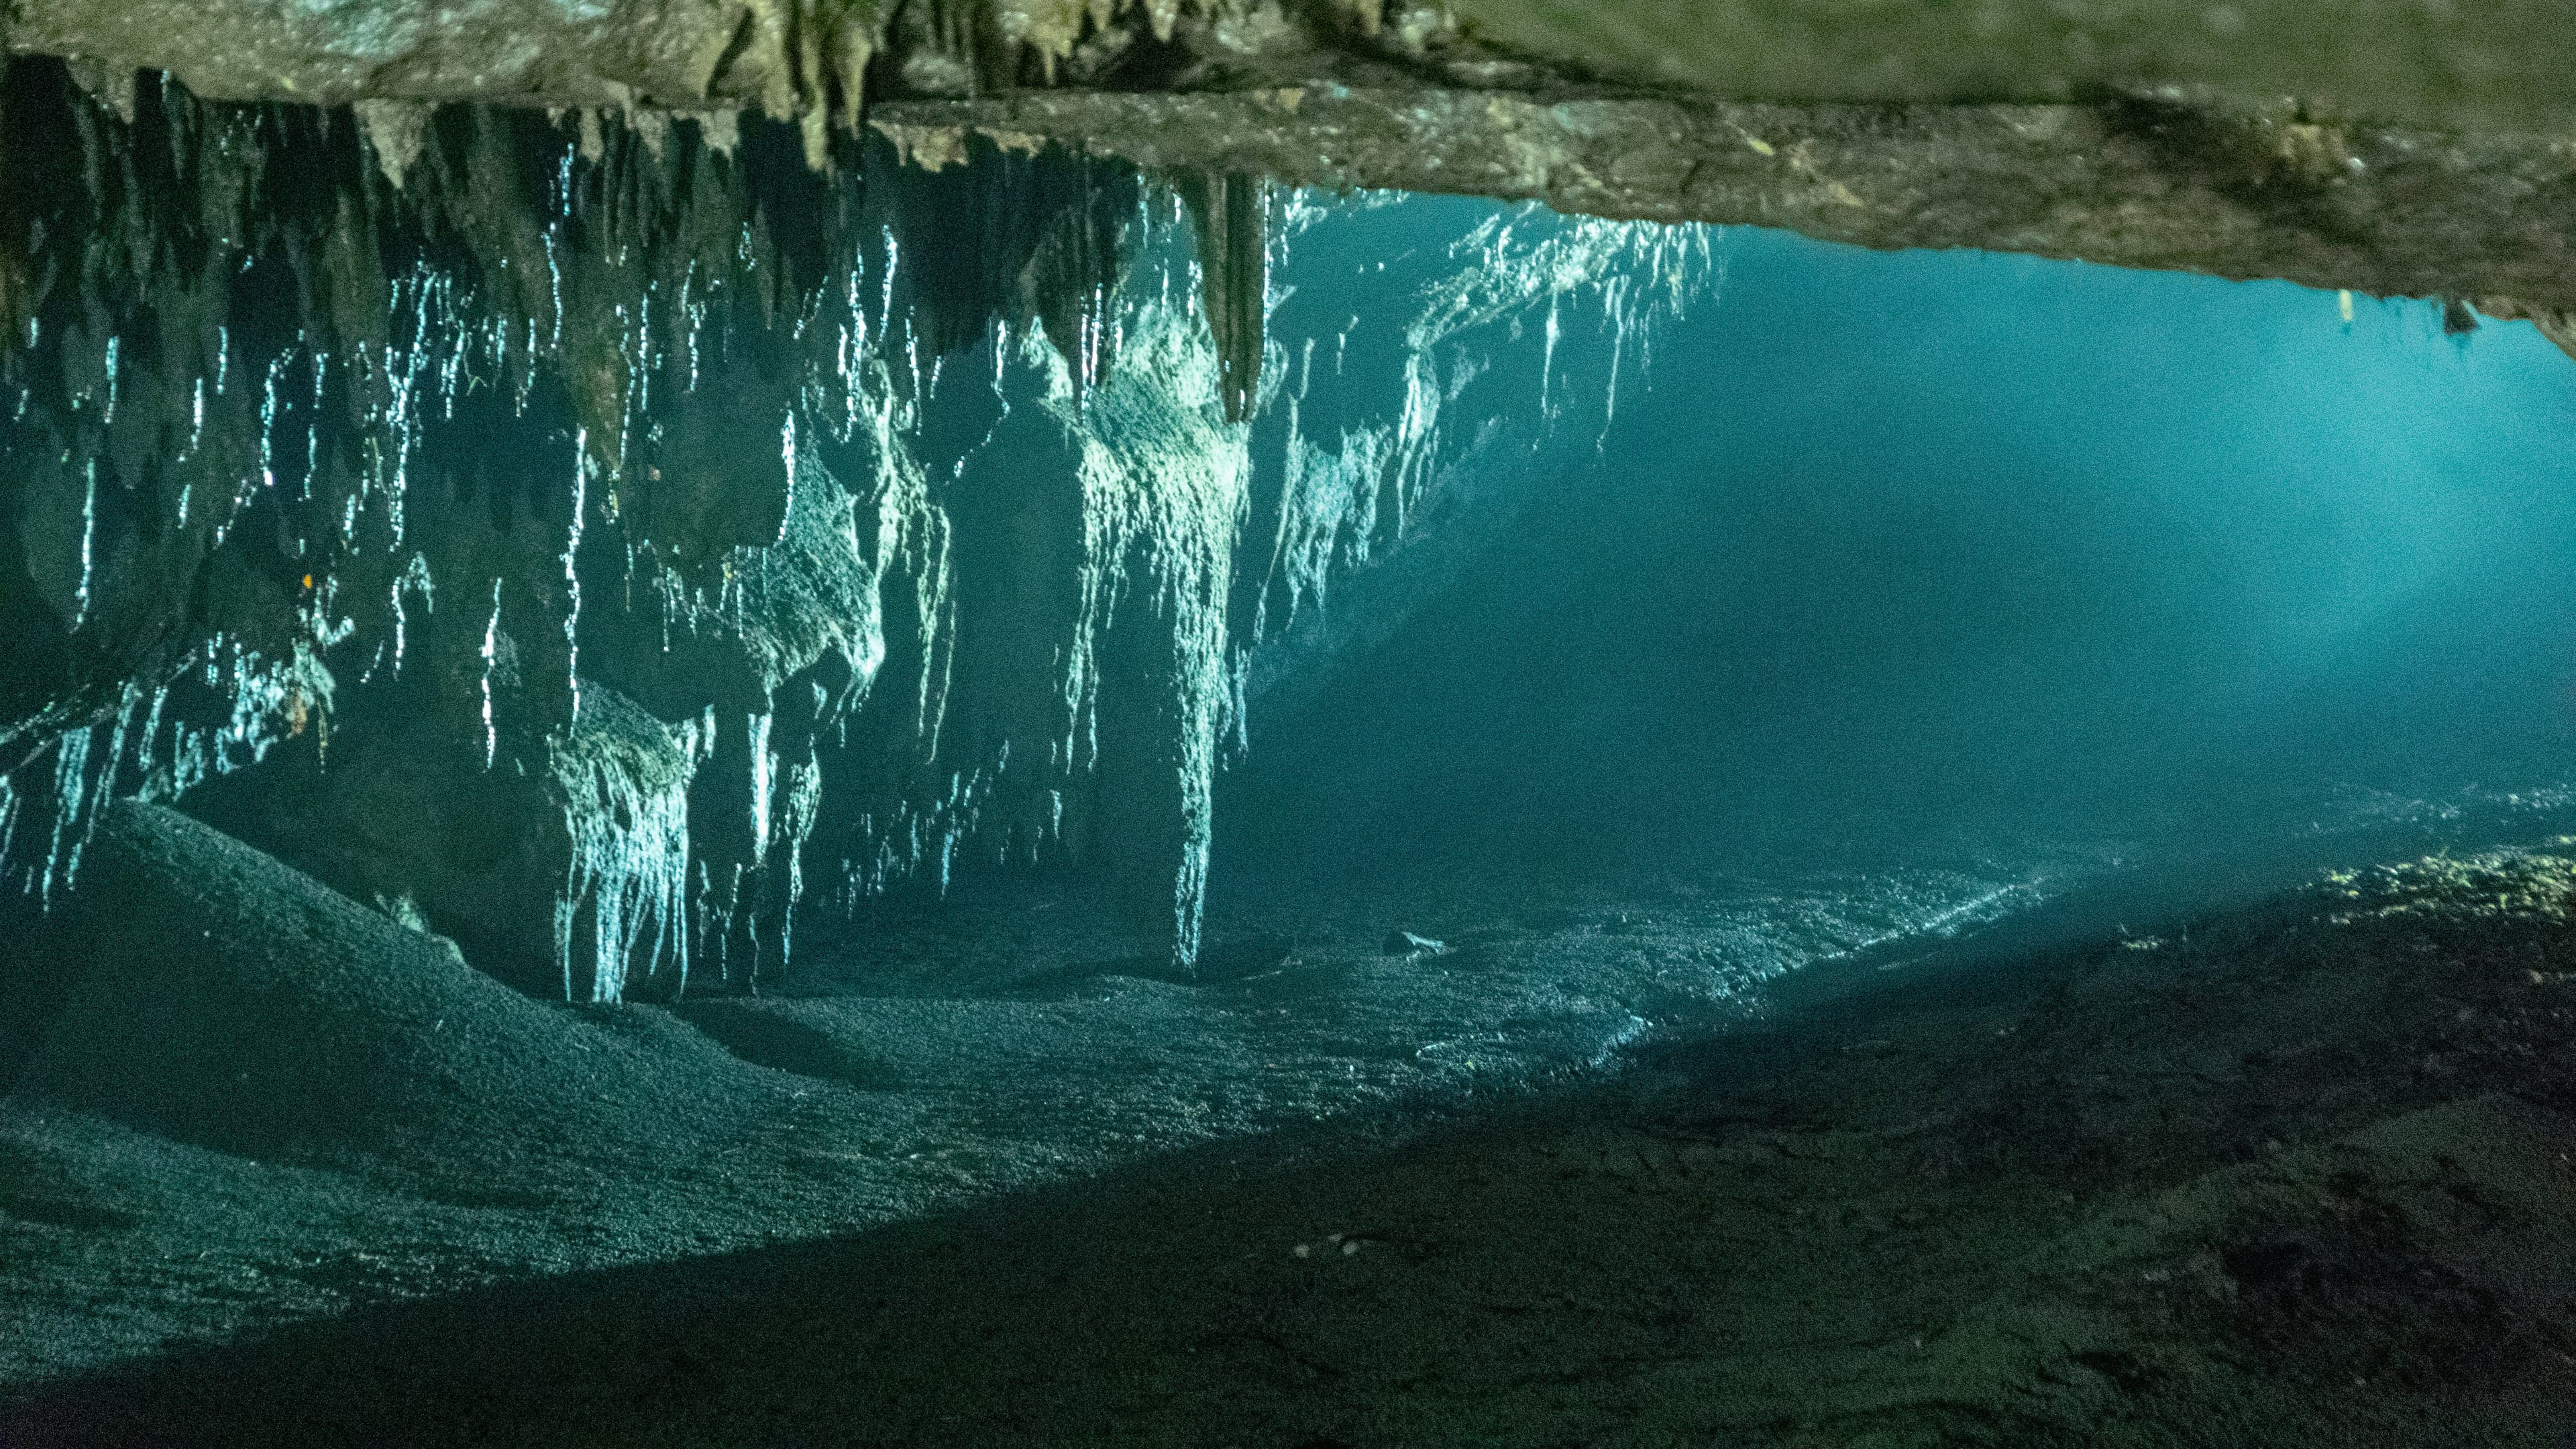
0,54,1711,996
0,58,1214,993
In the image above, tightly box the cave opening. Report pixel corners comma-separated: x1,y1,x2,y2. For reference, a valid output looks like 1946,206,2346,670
4,50,2574,1446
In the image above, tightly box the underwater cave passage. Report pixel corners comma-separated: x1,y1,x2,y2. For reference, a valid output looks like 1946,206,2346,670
4,73,2576,1446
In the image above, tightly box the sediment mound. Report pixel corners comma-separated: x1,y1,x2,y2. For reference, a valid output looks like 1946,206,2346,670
2,801,783,1177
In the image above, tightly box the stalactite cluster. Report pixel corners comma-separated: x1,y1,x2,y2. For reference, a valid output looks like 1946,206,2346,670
3,0,1414,129
0,51,1713,1000
0,56,1183,995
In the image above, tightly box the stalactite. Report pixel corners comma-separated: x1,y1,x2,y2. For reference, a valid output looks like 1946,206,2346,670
353,101,429,191
1180,170,1267,424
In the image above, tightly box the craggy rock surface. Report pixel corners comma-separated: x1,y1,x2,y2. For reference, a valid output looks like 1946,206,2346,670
877,85,2576,319
10,0,2576,317
16,0,2576,131
1450,0,2576,133
3,0,875,115
5,824,2571,1446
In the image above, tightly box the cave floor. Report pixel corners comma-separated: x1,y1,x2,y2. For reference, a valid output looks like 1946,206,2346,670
3,810,2574,1446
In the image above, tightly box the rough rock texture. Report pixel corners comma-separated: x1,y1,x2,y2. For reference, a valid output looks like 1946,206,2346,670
17,0,2574,132
876,86,2576,320
1448,0,2576,133
7,0,875,121
9,0,2573,315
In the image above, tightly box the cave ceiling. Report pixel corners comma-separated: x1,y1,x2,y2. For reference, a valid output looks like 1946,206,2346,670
3,1,2573,321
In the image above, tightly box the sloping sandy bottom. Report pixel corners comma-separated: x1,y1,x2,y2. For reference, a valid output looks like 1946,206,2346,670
3,804,2573,1445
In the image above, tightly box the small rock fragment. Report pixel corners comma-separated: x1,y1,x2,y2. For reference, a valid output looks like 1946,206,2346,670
1383,930,1446,957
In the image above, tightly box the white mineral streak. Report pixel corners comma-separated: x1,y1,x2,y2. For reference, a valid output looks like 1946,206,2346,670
38,724,96,908
0,779,17,890
747,708,777,852
70,460,95,631
564,433,588,718
480,579,504,768
388,552,435,676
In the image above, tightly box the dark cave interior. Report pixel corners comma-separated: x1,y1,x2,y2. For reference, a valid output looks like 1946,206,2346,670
1,15,2574,1444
